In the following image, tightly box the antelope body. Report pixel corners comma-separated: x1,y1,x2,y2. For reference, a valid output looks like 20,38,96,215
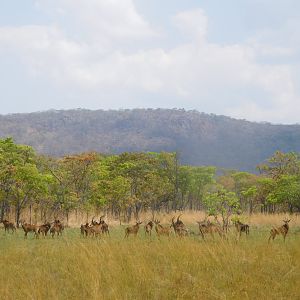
197,219,224,239
80,223,90,237
99,216,110,236
171,215,188,237
154,220,171,238
90,223,103,237
81,223,95,237
268,219,290,242
233,220,249,237
50,220,64,238
144,221,154,236
38,222,51,237
1,220,16,233
125,221,142,238
21,222,39,238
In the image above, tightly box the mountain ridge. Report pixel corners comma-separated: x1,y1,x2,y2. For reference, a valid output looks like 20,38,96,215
1,108,300,171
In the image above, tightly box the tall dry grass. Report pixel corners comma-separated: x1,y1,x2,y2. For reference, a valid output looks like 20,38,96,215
9,209,300,229
0,219,299,300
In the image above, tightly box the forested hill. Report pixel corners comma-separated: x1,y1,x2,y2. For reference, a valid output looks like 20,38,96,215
0,108,300,171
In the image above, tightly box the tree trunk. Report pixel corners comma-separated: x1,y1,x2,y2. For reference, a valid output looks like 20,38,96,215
66,211,69,226
16,202,21,228
249,199,253,215
29,204,32,224
0,200,6,221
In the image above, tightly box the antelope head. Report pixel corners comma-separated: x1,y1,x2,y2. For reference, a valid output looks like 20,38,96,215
91,216,99,225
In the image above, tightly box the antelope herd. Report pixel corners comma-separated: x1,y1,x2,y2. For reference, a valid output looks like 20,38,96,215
19,219,64,238
80,216,110,237
0,216,295,242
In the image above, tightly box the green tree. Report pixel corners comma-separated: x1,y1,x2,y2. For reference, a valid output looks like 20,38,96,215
204,188,240,231
267,175,300,212
0,138,51,226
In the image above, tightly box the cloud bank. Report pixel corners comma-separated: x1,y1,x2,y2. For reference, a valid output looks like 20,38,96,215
0,0,299,123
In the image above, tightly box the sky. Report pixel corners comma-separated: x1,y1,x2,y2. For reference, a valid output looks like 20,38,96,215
0,0,299,124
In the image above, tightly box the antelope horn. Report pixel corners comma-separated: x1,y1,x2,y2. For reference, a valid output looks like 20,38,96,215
177,214,182,223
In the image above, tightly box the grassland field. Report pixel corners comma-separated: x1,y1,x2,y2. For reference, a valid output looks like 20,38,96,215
0,213,300,300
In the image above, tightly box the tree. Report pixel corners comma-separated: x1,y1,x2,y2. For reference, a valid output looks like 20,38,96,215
204,188,240,231
178,166,216,210
267,175,300,213
257,151,300,179
0,138,51,226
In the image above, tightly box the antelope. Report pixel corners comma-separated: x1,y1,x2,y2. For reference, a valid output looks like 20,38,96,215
171,215,188,237
144,220,154,236
99,216,110,236
124,221,142,238
21,221,39,238
90,222,102,237
197,219,224,240
268,219,291,243
233,220,249,238
85,226,96,237
80,223,90,237
50,219,64,238
1,219,16,233
38,222,51,237
154,219,171,238
80,223,96,237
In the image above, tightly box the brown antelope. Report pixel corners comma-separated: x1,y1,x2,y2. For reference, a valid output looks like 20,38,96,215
144,220,154,236
171,215,188,237
50,219,64,238
80,223,95,237
21,222,39,238
1,219,16,233
99,216,110,236
90,223,102,237
154,219,171,238
85,226,96,237
38,222,51,237
80,223,89,237
197,219,224,240
233,220,249,238
124,221,142,238
268,219,291,243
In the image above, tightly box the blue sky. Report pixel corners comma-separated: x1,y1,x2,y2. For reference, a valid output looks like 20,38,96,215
0,0,299,123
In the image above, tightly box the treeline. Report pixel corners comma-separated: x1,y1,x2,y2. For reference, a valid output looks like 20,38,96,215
0,138,300,226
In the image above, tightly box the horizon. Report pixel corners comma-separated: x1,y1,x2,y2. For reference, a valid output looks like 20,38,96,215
0,1,299,124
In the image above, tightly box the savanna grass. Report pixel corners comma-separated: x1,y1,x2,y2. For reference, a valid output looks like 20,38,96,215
0,223,299,300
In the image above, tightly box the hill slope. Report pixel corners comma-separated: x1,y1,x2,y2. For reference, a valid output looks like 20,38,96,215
1,108,300,171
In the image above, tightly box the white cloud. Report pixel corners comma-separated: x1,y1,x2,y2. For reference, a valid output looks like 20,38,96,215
35,0,157,42
173,9,208,42
0,2,299,123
